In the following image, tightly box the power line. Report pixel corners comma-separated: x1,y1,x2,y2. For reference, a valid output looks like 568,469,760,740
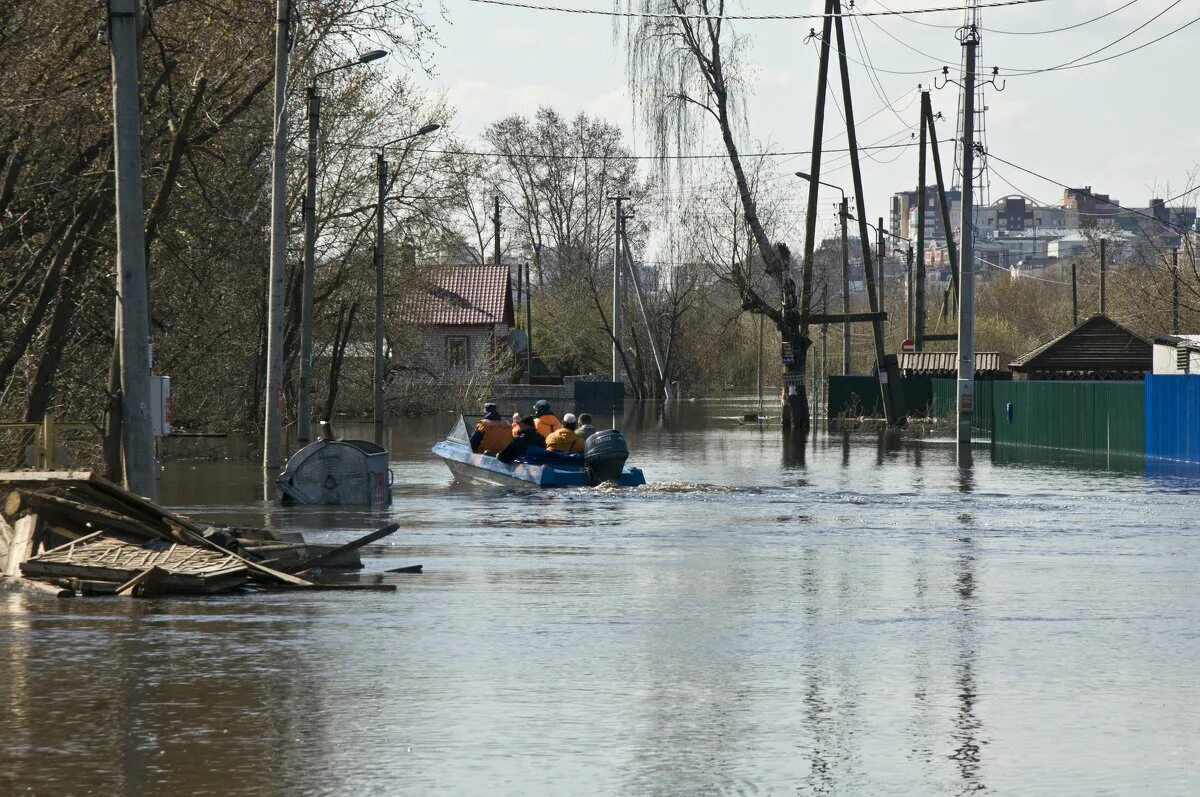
993,2,1197,75
983,149,1200,234
871,0,1144,34
466,0,1052,21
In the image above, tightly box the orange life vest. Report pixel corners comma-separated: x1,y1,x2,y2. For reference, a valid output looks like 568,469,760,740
535,414,562,438
545,427,584,453
476,418,514,455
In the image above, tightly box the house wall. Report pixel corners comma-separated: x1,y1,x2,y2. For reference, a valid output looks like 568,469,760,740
1153,343,1180,374
423,324,508,373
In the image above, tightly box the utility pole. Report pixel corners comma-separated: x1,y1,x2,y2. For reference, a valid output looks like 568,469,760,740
821,279,829,421
525,261,534,383
840,197,850,375
108,0,156,497
832,0,899,425
622,224,671,403
916,91,929,350
924,102,961,312
373,150,387,446
906,245,914,341
299,82,320,448
493,196,501,265
263,0,290,471
610,196,628,386
757,313,764,414
1071,259,1079,325
956,24,978,446
1099,237,1107,315
877,217,886,338
1173,248,1180,334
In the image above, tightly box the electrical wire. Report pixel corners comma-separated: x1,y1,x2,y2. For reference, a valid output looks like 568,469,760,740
993,1,1195,75
871,0,1144,34
466,0,1053,21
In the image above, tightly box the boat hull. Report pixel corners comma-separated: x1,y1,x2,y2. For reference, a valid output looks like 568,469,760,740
432,440,645,488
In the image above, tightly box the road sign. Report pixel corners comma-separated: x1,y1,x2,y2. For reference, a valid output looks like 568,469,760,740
901,338,915,353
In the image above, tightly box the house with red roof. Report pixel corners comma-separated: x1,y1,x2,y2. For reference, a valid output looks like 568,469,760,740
406,265,515,373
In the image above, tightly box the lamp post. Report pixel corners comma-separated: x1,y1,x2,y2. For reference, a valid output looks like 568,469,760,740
796,173,849,375
299,49,387,449
373,123,440,446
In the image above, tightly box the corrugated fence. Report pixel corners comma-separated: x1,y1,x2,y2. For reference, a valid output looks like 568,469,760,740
931,378,995,437
991,381,1144,457
1145,375,1200,464
827,375,933,419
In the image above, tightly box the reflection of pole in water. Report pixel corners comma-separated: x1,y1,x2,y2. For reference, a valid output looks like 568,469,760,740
950,534,986,790
782,431,807,470
956,445,975,493
840,429,851,468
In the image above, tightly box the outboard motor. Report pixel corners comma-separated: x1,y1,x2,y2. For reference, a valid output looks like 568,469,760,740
584,429,630,486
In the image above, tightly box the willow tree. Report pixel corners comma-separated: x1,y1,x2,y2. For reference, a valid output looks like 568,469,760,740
619,0,812,429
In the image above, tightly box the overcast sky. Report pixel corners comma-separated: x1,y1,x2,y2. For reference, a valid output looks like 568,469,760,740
414,0,1200,243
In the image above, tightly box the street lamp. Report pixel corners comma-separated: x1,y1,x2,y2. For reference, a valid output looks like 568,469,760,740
798,172,852,376
373,123,441,446
299,49,389,448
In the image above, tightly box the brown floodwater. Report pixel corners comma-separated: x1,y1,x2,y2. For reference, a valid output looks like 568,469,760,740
1,400,1197,795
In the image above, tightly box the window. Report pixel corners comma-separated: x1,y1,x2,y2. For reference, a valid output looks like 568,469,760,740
446,336,469,370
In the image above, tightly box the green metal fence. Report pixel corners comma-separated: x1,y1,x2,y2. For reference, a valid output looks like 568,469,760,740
827,375,933,419
991,380,1144,458
930,378,995,437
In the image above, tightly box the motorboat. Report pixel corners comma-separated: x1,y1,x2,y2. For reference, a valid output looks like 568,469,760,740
432,415,645,488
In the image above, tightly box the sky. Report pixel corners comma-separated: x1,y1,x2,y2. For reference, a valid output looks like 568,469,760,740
412,0,1200,246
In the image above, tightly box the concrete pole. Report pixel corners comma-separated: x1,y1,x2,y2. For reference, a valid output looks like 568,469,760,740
956,26,978,445
1099,237,1107,315
373,151,387,446
263,0,290,470
108,0,156,497
916,92,928,350
299,83,320,448
840,197,850,375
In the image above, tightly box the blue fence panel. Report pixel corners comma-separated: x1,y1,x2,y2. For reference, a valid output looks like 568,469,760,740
1145,374,1200,465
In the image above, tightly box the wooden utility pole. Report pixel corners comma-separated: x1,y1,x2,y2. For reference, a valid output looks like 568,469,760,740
956,25,979,446
906,245,914,341
299,83,320,448
915,91,929,350
610,196,628,385
877,216,886,338
108,0,156,497
493,197,501,265
799,0,835,396
1071,259,1079,325
373,151,387,446
1173,248,1180,334
622,224,671,403
832,0,901,425
923,101,960,313
263,0,290,470
1099,237,1107,314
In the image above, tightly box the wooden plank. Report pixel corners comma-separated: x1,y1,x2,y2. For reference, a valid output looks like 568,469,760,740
0,470,97,484
290,523,401,574
3,489,167,541
923,333,958,342
116,566,166,596
3,514,39,578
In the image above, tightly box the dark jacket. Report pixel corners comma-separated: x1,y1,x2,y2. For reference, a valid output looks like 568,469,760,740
498,428,546,463
576,423,597,442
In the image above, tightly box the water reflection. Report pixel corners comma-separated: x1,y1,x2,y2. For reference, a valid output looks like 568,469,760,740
3,399,1195,795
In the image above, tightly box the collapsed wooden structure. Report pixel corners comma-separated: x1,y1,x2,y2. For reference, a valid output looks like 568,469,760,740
0,471,407,597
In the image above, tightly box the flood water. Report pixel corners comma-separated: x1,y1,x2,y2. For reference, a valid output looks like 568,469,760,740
2,400,1198,796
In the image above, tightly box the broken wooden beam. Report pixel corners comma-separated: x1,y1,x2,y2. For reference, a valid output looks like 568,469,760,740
922,333,958,342
290,523,401,574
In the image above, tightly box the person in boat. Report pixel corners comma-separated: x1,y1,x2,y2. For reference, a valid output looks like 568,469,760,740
532,399,562,438
471,403,513,456
545,413,585,453
575,413,597,442
498,415,546,464
511,412,522,436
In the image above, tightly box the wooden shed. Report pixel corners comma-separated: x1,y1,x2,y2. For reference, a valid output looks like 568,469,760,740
899,351,1007,380
1008,314,1151,381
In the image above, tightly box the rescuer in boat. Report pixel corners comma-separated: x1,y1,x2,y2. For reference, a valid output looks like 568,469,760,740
511,411,522,436
471,403,513,456
575,413,597,442
498,415,546,464
532,399,562,438
545,413,585,453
